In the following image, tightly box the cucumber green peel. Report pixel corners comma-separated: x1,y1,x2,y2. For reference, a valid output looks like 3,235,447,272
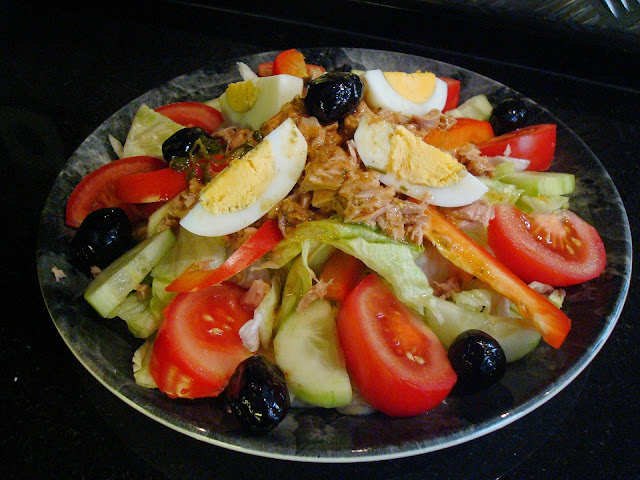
499,171,575,197
274,299,352,408
84,229,176,317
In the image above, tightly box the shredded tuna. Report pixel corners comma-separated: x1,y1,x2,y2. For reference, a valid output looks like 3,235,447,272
299,144,358,193
297,278,332,312
455,144,496,177
261,97,307,136
135,283,151,301
214,126,255,151
242,279,271,308
154,178,204,232
51,266,66,282
442,199,493,230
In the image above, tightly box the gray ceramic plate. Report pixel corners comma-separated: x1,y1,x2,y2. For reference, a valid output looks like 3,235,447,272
37,48,632,462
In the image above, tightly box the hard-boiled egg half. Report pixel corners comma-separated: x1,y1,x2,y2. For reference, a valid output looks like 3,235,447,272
215,74,304,130
354,112,488,207
362,70,448,116
180,118,307,237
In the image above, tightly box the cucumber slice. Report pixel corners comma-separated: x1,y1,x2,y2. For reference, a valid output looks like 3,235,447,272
447,94,493,121
425,297,541,363
516,194,570,213
499,171,575,196
274,299,352,408
84,229,176,317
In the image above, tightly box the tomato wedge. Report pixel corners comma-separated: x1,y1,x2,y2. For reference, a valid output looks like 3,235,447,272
439,77,461,112
65,155,168,228
337,273,456,417
318,250,366,302
258,61,325,79
114,167,187,203
149,282,254,399
488,204,606,287
422,204,571,349
166,219,283,292
476,124,556,171
155,102,224,135
423,117,494,150
273,49,308,77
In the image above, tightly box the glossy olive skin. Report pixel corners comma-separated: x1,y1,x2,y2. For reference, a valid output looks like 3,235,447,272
304,71,364,124
448,329,506,393
162,126,212,162
489,97,529,135
69,208,133,276
225,355,290,434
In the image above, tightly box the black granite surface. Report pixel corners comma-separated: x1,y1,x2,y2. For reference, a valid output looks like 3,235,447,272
2,1,638,479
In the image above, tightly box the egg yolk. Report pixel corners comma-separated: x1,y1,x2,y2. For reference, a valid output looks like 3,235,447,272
199,139,275,214
383,71,436,103
226,80,259,113
388,125,463,187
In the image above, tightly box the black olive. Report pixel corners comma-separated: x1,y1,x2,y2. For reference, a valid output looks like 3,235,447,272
489,97,529,135
225,356,290,434
304,71,364,124
162,126,212,162
69,207,133,276
448,329,506,394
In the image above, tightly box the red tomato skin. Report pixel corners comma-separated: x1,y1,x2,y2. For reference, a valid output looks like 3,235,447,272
272,49,308,77
487,204,606,287
318,250,366,302
259,60,324,79
258,62,274,77
149,283,254,399
337,274,456,417
114,167,188,203
476,124,556,171
155,102,224,135
439,77,461,112
65,156,167,228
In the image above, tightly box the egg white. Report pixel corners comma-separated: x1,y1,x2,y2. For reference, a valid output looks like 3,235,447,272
362,69,448,116
380,170,489,207
180,118,307,237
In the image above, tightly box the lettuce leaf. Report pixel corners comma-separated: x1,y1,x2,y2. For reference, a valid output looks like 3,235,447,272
265,220,433,313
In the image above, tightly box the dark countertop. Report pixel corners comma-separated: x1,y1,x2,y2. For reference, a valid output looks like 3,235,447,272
2,2,638,479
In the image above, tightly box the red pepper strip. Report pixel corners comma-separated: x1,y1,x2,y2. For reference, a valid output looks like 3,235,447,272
422,205,571,349
166,218,283,292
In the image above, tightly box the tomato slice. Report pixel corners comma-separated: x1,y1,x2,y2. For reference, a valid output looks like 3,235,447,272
487,204,606,287
476,124,557,171
65,155,168,228
114,167,188,203
258,62,274,77
422,204,571,348
166,219,283,292
272,49,308,77
337,273,457,417
155,102,224,135
439,77,461,112
423,117,494,150
259,60,325,79
149,282,254,399
318,250,366,302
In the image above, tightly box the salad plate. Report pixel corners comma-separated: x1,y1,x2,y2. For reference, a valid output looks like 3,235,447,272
37,47,632,462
